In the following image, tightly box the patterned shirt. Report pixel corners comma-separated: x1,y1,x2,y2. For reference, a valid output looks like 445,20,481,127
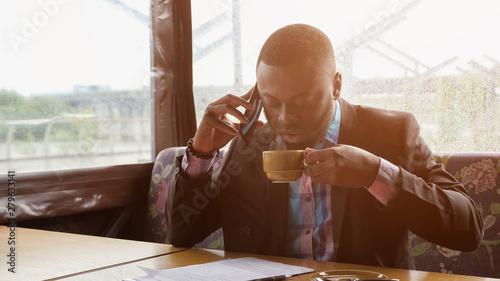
284,99,340,261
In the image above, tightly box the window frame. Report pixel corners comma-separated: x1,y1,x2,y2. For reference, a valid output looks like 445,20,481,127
0,0,196,227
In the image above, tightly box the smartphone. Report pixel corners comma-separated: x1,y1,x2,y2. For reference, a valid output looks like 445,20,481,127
238,84,262,144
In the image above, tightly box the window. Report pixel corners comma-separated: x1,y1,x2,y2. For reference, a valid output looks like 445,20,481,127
191,0,500,151
0,0,152,173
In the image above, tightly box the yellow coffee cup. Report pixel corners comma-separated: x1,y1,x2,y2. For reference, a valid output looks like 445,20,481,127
262,150,305,183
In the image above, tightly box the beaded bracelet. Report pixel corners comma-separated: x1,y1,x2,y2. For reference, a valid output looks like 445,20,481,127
186,137,218,159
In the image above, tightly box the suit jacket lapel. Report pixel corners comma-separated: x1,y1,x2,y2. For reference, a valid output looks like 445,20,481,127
266,180,289,255
331,98,362,261
263,133,290,255
338,97,361,147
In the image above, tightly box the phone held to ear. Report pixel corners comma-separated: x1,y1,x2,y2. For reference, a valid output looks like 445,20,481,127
238,84,262,144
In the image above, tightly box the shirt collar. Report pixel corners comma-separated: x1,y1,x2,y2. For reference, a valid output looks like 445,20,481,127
314,99,341,149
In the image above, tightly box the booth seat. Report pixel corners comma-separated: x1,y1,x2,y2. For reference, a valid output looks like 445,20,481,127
145,146,224,249
145,147,500,278
409,152,500,278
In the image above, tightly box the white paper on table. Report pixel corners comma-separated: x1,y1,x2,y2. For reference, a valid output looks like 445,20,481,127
123,257,313,281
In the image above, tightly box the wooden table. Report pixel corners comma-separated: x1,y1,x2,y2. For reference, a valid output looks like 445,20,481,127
0,226,185,281
58,248,500,281
1,226,498,281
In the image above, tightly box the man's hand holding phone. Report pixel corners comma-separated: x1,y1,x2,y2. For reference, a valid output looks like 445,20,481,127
192,85,264,155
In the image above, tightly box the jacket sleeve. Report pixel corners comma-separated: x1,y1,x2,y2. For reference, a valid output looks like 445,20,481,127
165,155,221,247
385,113,484,251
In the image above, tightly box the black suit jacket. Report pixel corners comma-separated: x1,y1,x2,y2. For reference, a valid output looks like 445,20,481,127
166,98,483,269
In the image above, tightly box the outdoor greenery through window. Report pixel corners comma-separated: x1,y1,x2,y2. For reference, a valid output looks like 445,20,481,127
191,0,499,152
0,0,152,173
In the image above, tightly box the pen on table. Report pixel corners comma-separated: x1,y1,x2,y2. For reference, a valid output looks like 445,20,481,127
248,274,289,281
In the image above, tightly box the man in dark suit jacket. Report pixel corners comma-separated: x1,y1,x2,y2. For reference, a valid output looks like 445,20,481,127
165,24,483,269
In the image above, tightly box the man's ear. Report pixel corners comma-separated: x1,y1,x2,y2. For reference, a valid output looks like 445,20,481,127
333,72,342,100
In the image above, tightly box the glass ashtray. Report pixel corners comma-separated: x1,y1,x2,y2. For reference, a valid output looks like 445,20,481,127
310,269,388,280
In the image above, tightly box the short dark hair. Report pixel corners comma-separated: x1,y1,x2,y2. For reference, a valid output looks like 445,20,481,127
257,24,336,74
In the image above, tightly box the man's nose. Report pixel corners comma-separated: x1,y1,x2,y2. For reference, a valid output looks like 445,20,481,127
277,104,298,124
